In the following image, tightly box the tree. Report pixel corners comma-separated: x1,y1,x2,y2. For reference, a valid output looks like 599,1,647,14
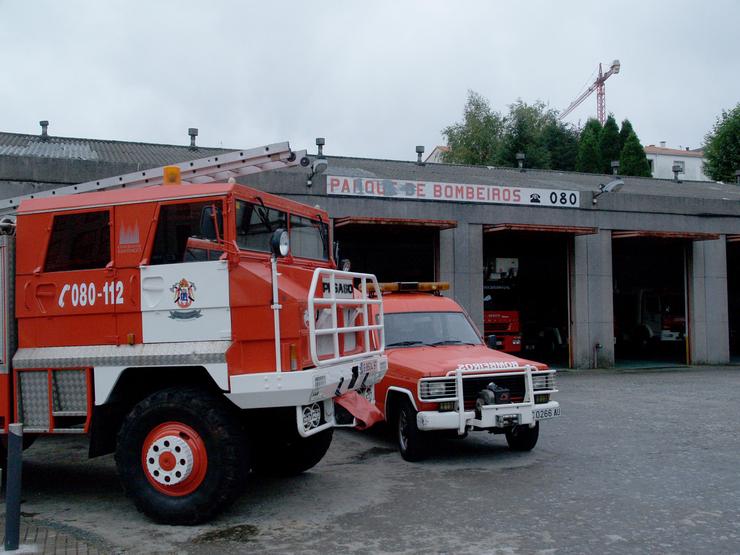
703,104,740,183
542,121,579,171
620,131,652,177
496,99,555,169
599,115,621,173
576,123,602,173
619,119,635,151
442,90,504,165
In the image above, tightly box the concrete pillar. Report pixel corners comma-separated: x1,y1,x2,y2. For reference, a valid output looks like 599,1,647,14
688,237,729,364
570,230,614,368
439,224,484,332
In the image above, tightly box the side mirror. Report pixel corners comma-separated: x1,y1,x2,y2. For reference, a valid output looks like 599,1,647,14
270,228,290,257
486,335,498,349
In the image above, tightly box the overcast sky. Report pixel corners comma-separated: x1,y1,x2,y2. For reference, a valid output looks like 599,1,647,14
2,1,738,160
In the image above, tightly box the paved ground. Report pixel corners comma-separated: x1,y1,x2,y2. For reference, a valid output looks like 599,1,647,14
1,366,739,554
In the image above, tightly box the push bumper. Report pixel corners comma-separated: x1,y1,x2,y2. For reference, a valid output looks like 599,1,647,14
416,400,560,432
226,355,387,410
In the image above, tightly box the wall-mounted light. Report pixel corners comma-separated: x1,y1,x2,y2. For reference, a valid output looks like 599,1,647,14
416,145,425,165
592,178,624,204
611,160,620,175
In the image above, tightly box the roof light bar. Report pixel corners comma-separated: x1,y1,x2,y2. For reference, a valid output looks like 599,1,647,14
369,281,450,293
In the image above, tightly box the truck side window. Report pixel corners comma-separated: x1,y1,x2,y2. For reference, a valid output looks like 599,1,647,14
235,200,287,253
45,211,111,272
150,201,223,265
290,215,329,260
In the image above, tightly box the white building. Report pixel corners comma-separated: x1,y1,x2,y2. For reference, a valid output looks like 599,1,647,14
644,143,708,181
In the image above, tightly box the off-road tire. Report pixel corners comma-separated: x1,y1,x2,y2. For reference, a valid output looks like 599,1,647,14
397,399,427,462
505,422,539,451
252,427,333,476
115,387,249,525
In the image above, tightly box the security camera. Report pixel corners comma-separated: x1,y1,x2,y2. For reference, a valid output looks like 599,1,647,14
300,156,311,167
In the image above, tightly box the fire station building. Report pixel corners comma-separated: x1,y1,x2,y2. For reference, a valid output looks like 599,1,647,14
1,127,738,369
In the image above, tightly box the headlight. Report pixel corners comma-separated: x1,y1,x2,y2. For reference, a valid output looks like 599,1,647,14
419,380,455,400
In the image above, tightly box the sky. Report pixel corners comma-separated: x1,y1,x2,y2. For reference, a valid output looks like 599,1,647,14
1,0,738,160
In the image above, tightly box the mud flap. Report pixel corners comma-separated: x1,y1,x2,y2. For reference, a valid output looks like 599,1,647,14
334,391,384,430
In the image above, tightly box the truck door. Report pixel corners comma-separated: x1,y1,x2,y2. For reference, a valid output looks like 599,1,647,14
139,200,231,344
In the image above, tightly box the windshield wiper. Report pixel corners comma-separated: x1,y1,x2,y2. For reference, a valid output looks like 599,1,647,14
429,340,478,346
387,340,426,347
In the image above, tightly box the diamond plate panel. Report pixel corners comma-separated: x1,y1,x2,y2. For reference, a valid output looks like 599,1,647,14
18,371,49,429
52,370,87,412
12,340,231,369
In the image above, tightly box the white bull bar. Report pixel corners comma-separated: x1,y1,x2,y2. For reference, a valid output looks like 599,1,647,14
307,268,385,367
416,365,559,434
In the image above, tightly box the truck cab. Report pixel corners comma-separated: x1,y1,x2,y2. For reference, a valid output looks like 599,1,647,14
371,282,559,461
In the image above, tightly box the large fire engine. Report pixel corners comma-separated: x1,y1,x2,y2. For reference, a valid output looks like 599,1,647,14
0,142,387,524
370,282,558,461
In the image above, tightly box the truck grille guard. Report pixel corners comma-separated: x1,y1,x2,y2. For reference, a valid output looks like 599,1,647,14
418,366,558,434
307,268,385,368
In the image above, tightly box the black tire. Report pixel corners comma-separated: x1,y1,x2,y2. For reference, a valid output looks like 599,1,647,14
252,427,333,477
505,422,539,451
397,399,427,462
115,387,249,525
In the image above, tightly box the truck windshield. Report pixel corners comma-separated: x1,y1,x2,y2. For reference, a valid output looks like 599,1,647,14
384,311,482,348
235,200,329,260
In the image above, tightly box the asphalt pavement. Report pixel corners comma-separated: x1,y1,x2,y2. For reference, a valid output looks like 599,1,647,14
1,366,739,554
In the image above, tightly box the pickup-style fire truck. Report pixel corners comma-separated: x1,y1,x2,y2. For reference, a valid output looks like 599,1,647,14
370,282,558,461
0,142,387,524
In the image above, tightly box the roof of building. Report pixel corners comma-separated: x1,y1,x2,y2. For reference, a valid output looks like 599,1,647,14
0,131,231,166
644,145,704,158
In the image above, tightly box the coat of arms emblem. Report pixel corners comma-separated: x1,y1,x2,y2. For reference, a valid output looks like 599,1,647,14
171,278,196,309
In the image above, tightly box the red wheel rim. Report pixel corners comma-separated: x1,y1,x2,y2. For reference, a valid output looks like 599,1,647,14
141,421,208,496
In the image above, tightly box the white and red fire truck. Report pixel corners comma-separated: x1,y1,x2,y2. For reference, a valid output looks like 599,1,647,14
0,142,387,524
370,282,559,461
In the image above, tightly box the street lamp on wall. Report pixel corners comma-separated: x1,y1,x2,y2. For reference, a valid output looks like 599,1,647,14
611,160,620,175
592,178,624,205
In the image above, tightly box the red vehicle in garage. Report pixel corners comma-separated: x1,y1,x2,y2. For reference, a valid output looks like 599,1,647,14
371,282,559,461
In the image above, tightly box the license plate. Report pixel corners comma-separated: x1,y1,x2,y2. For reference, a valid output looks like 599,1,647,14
360,359,378,373
534,407,561,420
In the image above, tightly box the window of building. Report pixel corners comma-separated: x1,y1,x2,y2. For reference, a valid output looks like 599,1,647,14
150,201,223,265
290,215,329,260
235,200,287,253
45,211,111,272
673,160,685,173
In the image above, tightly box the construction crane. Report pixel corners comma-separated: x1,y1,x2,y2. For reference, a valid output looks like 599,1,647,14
559,59,621,125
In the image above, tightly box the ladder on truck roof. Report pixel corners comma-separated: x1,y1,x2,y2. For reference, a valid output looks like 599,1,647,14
0,141,308,216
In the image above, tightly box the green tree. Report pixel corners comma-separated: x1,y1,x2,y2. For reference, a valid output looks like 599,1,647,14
576,125,602,173
619,119,635,151
620,131,651,177
442,90,504,165
599,115,621,173
703,104,740,183
496,99,555,169
582,118,603,143
542,121,579,171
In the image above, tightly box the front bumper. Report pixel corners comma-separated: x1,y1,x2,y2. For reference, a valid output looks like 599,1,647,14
226,354,388,409
416,400,560,432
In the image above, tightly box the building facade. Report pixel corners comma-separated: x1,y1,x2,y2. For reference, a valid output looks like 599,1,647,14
1,128,738,369
644,143,708,181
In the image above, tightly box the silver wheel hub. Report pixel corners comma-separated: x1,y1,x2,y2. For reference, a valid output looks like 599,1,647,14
145,435,194,486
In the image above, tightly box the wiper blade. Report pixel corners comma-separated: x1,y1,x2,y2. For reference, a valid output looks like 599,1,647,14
387,340,426,347
429,340,478,346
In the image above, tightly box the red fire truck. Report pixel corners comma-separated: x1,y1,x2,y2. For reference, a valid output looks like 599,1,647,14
483,257,522,353
371,282,558,461
0,143,387,524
